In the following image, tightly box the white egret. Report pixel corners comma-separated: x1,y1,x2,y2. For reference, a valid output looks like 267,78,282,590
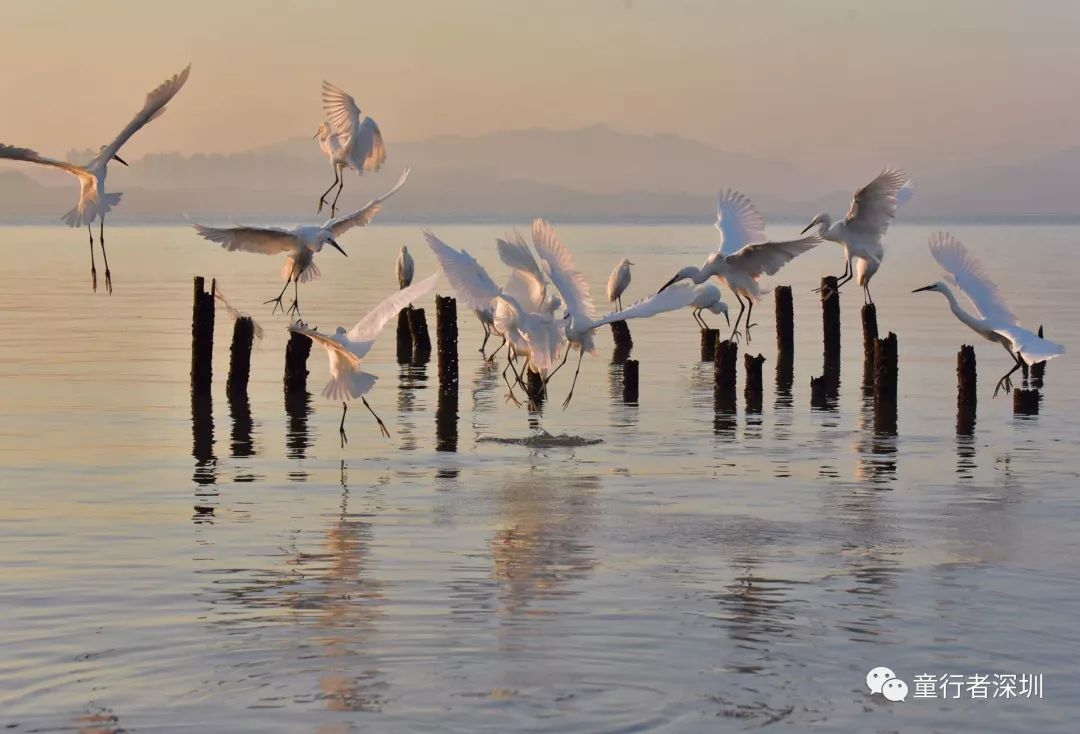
290,272,439,447
658,190,820,343
686,283,731,330
802,169,913,303
495,230,562,316
194,168,410,317
913,232,1065,397
423,230,503,359
606,258,634,310
396,245,414,288
0,64,191,293
315,81,386,217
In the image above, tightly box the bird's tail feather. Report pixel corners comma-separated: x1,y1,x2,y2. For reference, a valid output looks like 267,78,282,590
321,370,377,402
61,192,123,228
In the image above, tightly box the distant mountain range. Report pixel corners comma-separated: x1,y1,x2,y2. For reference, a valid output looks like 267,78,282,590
2,125,1079,223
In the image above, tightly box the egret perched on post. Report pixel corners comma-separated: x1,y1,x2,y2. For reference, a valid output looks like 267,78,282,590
194,168,410,317
686,283,730,329
658,190,820,343
290,272,439,447
0,64,191,294
315,81,386,217
396,245,414,289
607,258,633,310
913,233,1065,397
802,169,913,303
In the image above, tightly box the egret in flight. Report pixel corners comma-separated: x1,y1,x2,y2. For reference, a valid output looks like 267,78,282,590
315,81,386,217
396,245,414,288
0,64,191,293
606,258,633,310
424,230,503,359
802,169,913,303
658,190,820,343
194,168,410,317
686,283,730,329
913,233,1065,397
290,272,439,447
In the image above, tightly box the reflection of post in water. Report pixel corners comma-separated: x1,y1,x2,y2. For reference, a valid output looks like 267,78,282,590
228,392,255,459
855,393,897,484
397,363,427,451
191,391,216,488
284,388,312,460
436,385,458,453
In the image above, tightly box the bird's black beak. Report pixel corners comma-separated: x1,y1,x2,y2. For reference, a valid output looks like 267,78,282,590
800,222,813,234
912,285,935,293
112,154,129,167
329,238,347,257
724,310,731,327
657,275,680,294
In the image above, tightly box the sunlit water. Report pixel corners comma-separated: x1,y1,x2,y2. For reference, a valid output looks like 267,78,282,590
2,223,1079,732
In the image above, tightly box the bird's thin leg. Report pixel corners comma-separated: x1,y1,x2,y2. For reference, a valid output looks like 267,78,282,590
317,168,340,214
617,296,623,311
815,259,851,300
263,279,291,315
479,322,491,356
501,359,523,407
287,280,301,319
88,225,97,292
561,349,586,410
330,174,345,218
994,353,1026,398
339,402,348,448
486,336,507,364
362,397,391,438
745,298,756,343
864,282,873,306
730,292,745,343
99,215,113,295
543,349,570,390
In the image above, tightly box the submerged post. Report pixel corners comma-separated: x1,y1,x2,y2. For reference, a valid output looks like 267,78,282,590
714,339,738,412
1013,388,1039,415
409,307,432,365
226,316,255,397
957,345,977,435
611,321,633,363
283,329,311,393
396,309,413,365
744,353,765,414
623,359,640,403
700,328,719,362
190,276,215,395
435,296,459,390
861,303,878,388
821,276,841,380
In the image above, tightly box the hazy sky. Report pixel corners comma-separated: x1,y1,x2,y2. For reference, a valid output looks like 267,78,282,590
2,0,1079,174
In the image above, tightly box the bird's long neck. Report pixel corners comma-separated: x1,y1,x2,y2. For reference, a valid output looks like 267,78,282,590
939,285,985,333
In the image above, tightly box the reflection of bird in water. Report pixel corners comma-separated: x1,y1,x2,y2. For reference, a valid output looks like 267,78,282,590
489,472,600,614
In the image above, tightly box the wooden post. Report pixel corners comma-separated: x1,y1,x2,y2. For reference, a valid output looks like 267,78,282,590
810,375,830,410
714,339,738,412
744,353,765,414
873,332,898,434
226,316,254,397
957,345,977,408
435,296,459,389
1032,326,1047,384
623,359,640,402
396,309,413,365
526,370,546,409
700,328,719,362
190,276,215,395
283,329,311,393
861,303,878,388
611,320,633,363
774,285,794,371
1013,388,1039,415
409,307,432,365
821,276,841,379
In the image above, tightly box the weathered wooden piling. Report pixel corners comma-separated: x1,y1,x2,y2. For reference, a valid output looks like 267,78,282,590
226,316,255,397
861,303,878,388
435,296,459,389
283,330,312,393
809,375,830,409
1013,388,1039,415
957,345,977,408
774,285,794,366
409,307,432,365
526,370,546,409
190,276,215,395
820,276,841,378
396,309,413,365
744,353,765,414
700,328,719,362
714,339,738,411
611,320,633,363
623,359,640,403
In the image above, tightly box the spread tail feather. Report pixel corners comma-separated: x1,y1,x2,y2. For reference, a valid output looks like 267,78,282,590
61,192,123,228
321,369,377,402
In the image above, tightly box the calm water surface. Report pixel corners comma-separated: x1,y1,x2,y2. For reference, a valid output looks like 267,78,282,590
2,223,1079,732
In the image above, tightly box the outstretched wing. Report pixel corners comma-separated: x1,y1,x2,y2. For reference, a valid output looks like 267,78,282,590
497,231,547,312
728,235,821,277
531,218,596,323
424,230,501,312
929,232,1019,326
94,65,191,166
351,116,386,172
716,189,768,256
992,324,1066,365
321,81,362,139
192,224,296,254
845,168,908,238
0,144,88,176
590,282,699,329
347,272,439,347
326,167,410,238
288,324,362,370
